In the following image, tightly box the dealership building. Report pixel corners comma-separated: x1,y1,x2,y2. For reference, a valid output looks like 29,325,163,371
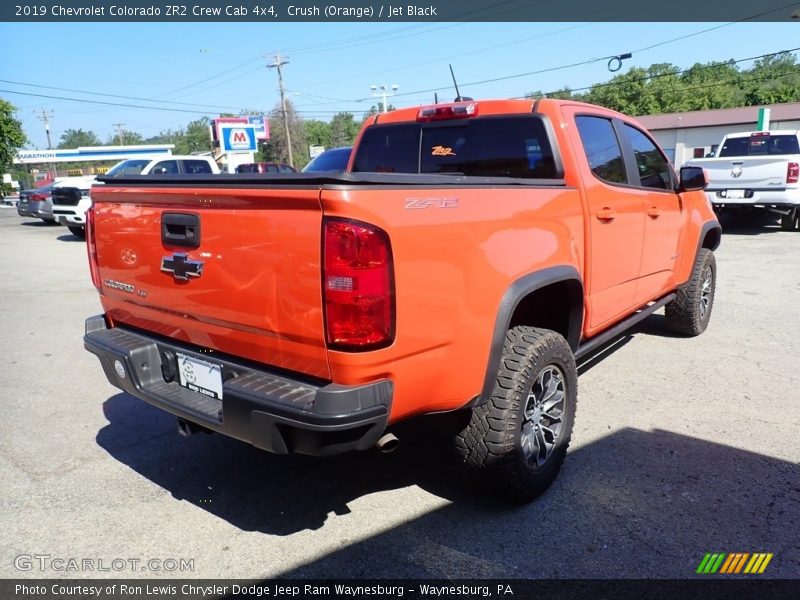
637,102,800,168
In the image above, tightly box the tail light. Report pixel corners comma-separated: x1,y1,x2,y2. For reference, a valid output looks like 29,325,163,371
86,206,101,291
323,218,394,350
30,193,46,201
788,162,799,184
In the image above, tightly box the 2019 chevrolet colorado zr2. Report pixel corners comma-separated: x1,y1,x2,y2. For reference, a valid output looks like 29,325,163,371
83,99,721,502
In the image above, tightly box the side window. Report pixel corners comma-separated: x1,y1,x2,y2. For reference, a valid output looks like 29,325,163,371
622,124,673,191
183,160,213,174
575,116,627,184
151,160,179,175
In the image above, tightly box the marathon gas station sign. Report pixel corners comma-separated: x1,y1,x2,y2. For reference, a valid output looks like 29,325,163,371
213,116,269,150
14,144,175,164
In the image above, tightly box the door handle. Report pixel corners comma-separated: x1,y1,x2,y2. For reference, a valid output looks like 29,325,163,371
162,212,201,248
596,207,616,222
647,207,661,218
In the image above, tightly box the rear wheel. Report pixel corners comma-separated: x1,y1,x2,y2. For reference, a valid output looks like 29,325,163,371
455,326,577,503
780,207,799,231
665,248,716,336
68,226,85,239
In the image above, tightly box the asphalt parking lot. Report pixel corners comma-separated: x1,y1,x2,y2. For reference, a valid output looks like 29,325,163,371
1,207,798,580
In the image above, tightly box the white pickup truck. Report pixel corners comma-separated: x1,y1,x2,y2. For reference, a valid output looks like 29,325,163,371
686,130,800,231
52,156,220,238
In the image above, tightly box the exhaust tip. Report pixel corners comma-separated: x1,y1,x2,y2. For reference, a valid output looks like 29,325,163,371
375,432,399,454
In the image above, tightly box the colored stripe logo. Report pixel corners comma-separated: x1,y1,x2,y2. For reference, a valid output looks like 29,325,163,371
696,552,773,574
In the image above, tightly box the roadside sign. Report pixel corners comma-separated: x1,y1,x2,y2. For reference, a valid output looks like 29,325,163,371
220,125,258,152
309,145,325,158
247,116,270,140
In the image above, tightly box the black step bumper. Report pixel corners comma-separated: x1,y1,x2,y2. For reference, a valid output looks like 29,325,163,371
83,315,392,456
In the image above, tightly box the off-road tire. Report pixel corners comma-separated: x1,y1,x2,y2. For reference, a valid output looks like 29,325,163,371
665,248,716,336
455,326,577,503
68,226,86,239
780,208,799,231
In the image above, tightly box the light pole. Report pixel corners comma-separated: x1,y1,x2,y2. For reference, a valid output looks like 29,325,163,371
370,84,398,113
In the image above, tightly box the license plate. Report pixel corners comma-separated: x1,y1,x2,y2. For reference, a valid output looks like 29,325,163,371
726,189,745,199
177,353,223,400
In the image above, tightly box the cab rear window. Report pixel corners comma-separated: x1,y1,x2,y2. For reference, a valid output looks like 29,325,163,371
352,116,558,179
719,134,800,157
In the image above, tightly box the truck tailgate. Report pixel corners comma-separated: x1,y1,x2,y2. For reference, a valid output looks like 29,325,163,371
90,184,330,380
695,157,790,189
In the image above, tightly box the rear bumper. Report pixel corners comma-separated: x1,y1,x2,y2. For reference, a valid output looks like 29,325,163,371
53,197,90,226
707,188,800,207
84,315,392,456
53,211,84,226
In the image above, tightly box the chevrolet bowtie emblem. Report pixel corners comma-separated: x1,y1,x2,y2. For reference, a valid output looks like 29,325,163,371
161,253,204,281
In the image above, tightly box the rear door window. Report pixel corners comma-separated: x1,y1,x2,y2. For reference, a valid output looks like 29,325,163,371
182,160,213,174
352,116,558,178
150,160,179,175
575,116,627,184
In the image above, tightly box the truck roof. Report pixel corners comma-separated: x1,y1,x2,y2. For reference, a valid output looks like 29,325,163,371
723,130,800,138
367,98,625,125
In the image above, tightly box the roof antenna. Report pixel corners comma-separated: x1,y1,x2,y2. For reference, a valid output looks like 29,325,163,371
450,64,472,102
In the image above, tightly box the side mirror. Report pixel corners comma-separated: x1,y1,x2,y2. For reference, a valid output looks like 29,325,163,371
679,166,707,192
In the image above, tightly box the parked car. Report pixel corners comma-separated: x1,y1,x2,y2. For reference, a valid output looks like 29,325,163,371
3,192,20,206
302,147,352,173
235,162,297,174
104,156,221,177
17,184,56,224
51,175,98,238
686,130,800,230
55,156,222,239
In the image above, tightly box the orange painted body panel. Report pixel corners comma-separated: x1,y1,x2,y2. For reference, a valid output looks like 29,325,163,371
90,185,331,380
319,185,584,420
90,98,717,425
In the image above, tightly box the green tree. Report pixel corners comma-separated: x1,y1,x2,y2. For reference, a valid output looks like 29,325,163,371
183,118,213,154
263,99,308,168
329,112,361,147
107,130,144,146
304,119,332,148
679,61,742,111
0,98,27,171
528,87,581,101
58,128,101,148
743,53,800,106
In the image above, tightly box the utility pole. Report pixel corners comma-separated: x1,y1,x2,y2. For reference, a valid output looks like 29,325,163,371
113,123,126,146
267,53,294,168
34,109,54,149
34,109,56,179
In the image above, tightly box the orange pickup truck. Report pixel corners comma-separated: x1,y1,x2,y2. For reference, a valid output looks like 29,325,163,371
84,99,720,502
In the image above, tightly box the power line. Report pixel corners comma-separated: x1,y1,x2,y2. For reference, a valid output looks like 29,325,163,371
4,49,799,123
348,3,800,103
0,78,259,112
1,89,223,114
531,47,800,97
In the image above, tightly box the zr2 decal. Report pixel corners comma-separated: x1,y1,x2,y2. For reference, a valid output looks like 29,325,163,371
404,197,460,209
